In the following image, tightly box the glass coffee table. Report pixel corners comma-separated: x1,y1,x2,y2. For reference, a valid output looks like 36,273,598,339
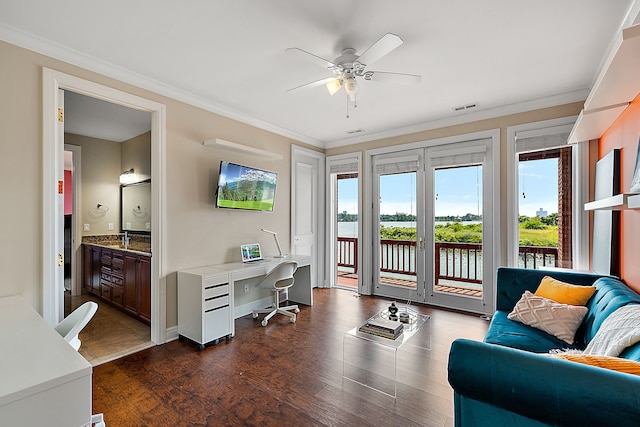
343,306,431,398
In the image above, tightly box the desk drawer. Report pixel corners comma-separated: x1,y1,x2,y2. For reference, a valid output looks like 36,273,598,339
204,283,228,300
204,305,231,343
204,294,229,312
202,275,228,288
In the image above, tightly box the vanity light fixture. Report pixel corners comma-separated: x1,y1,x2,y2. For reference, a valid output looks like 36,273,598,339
120,168,137,184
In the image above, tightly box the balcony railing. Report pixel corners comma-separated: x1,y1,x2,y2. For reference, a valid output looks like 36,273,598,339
337,237,358,273
336,237,558,284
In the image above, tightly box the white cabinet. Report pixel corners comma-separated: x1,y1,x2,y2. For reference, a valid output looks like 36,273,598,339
177,267,234,350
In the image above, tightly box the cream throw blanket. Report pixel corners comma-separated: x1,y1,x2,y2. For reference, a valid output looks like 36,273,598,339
584,304,640,356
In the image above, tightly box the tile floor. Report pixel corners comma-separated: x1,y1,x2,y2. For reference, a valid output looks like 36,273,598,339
65,293,153,365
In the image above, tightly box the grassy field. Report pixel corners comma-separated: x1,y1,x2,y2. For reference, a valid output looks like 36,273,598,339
380,223,558,247
217,199,274,211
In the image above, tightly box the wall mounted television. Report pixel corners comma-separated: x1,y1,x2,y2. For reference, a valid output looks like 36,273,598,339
215,161,277,211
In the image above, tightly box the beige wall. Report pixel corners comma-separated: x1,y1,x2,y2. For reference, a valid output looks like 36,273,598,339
65,133,122,235
122,131,151,181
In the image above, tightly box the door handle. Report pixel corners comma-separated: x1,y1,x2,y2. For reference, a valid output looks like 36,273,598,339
418,236,424,251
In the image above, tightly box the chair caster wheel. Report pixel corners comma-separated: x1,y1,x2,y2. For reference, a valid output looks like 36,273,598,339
252,313,258,319
261,319,268,327
290,315,296,323
294,308,300,314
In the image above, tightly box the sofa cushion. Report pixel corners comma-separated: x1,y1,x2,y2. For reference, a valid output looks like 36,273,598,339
534,275,596,306
484,310,582,353
508,291,588,344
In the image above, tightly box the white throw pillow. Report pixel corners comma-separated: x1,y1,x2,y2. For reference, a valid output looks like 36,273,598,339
584,304,640,356
508,291,588,344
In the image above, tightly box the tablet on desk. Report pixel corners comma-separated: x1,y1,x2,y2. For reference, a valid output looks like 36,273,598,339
240,243,265,263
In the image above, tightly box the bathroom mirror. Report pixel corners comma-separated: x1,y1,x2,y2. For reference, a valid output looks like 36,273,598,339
120,179,151,234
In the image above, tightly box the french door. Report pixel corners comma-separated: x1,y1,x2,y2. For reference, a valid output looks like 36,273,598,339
372,139,493,313
372,150,425,303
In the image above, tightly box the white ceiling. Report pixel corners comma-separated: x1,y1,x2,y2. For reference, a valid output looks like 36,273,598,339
1,1,638,148
64,91,151,143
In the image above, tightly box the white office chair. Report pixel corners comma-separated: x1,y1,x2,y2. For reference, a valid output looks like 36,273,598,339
252,261,300,326
54,301,98,351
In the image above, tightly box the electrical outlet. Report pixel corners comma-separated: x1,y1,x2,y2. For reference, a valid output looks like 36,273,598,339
244,283,249,294
83,224,90,232
108,223,114,231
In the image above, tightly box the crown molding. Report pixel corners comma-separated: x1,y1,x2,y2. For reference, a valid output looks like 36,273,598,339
324,89,589,149
0,23,325,149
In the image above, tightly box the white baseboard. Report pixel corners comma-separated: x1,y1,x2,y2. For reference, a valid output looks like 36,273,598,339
165,325,179,342
234,295,275,319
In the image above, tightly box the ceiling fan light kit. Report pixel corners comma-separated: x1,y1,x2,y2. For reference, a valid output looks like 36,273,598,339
326,79,342,95
286,33,421,117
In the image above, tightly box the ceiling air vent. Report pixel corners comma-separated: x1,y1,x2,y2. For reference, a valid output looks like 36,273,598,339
452,102,478,112
346,128,365,134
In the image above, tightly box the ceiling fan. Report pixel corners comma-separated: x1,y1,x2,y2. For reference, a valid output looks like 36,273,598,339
286,33,421,106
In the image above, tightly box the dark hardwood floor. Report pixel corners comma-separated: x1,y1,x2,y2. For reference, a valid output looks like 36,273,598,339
92,288,488,426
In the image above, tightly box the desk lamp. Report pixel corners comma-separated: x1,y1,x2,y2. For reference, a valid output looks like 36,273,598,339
261,228,284,258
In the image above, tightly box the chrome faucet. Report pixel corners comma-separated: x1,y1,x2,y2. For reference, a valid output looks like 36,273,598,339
122,231,130,249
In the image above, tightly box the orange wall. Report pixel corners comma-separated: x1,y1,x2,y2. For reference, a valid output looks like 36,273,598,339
599,92,640,293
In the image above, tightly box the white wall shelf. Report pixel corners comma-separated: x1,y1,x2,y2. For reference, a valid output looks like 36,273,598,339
203,138,284,160
568,24,640,143
627,194,640,209
584,193,632,211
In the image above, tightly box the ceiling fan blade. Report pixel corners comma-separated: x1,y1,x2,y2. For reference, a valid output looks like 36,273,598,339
357,33,403,67
364,71,422,85
285,47,335,69
287,77,339,92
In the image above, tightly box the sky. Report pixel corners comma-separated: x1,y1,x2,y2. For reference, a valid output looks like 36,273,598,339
337,158,558,218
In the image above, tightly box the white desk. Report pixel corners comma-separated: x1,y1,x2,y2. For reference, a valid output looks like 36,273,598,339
0,295,93,426
211,254,313,306
177,255,312,349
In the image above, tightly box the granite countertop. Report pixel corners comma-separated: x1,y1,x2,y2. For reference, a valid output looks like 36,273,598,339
83,235,151,256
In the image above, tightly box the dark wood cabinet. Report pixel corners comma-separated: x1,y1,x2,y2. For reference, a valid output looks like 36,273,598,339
139,256,151,322
123,252,151,324
123,253,138,316
83,245,101,296
83,244,150,324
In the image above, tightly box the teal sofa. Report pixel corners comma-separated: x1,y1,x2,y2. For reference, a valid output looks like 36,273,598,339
448,267,640,427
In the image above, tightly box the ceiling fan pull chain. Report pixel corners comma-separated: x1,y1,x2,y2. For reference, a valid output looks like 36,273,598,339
346,94,350,119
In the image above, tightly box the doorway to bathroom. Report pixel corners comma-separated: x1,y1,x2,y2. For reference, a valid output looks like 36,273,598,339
43,68,167,354
62,90,154,364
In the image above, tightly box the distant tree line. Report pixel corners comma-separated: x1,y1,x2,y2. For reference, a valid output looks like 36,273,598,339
337,211,483,222
519,213,558,229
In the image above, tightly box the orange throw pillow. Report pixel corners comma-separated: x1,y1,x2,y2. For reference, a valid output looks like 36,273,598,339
552,354,640,375
534,276,596,306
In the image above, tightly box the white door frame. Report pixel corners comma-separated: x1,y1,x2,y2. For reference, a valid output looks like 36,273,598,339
43,68,167,344
291,145,325,288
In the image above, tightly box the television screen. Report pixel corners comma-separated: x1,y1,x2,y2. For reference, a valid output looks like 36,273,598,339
216,161,277,211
